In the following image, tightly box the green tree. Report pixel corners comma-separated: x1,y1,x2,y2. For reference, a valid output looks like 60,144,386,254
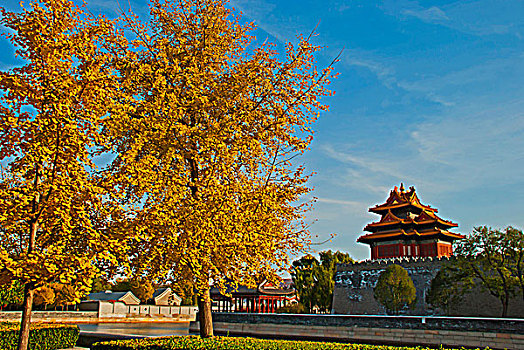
291,250,353,313
505,227,524,301
317,251,354,312
90,277,113,294
291,254,319,313
426,265,470,315
0,280,24,310
374,264,416,314
453,226,520,317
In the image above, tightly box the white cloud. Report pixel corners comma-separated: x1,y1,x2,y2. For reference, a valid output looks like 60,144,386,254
344,55,399,89
445,0,523,37
320,144,430,193
229,0,311,43
383,0,524,38
342,50,459,108
316,197,366,208
396,52,524,109
411,99,524,173
402,6,449,23
399,56,519,92
87,0,122,14
320,46,524,196
230,0,276,19
321,95,524,198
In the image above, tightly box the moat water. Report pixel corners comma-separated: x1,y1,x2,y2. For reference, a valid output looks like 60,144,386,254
78,322,191,337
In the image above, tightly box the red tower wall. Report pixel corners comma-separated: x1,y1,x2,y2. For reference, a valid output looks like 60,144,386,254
374,241,453,259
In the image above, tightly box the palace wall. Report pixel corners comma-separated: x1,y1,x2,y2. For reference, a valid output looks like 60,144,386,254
190,313,524,349
332,257,524,317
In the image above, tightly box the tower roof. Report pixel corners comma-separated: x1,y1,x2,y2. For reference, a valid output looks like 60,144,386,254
369,184,437,214
364,208,458,232
357,227,465,244
358,184,464,245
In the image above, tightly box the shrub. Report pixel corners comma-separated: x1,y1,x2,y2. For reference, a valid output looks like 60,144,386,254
0,322,79,350
92,335,470,350
374,264,416,314
275,303,306,314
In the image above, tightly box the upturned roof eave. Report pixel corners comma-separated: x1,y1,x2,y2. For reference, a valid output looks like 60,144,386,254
365,219,458,231
369,201,438,214
357,229,465,244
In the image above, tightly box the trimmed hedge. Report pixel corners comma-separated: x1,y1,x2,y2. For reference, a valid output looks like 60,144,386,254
92,336,480,350
0,322,79,350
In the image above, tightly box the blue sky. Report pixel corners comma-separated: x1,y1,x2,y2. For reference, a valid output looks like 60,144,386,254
1,0,523,261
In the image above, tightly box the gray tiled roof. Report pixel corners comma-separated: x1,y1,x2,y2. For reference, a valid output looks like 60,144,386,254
152,288,169,299
88,291,129,301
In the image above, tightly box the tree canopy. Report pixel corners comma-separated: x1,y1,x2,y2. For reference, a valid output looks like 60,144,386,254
0,0,128,348
444,226,523,317
426,264,468,315
102,0,336,336
113,277,156,303
33,286,55,309
374,264,416,314
0,280,24,310
291,250,353,313
1,0,336,341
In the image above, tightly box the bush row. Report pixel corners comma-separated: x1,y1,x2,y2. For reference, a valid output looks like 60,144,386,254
0,322,79,350
92,335,477,350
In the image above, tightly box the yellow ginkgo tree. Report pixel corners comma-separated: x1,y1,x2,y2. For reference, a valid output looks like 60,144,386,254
106,0,337,337
0,1,127,349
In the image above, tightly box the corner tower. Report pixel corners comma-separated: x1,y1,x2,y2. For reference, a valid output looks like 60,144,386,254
357,184,464,260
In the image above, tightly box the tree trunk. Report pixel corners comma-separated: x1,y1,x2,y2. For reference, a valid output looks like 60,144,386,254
18,162,41,350
17,284,35,350
501,296,508,317
197,288,213,338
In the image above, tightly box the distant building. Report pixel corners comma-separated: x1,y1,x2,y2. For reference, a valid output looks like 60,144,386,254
87,290,140,305
210,279,296,313
334,184,464,314
357,184,464,259
332,184,524,317
81,289,197,318
149,287,182,306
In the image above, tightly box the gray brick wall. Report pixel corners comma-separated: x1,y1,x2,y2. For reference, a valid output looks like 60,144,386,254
190,313,524,350
332,257,524,317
